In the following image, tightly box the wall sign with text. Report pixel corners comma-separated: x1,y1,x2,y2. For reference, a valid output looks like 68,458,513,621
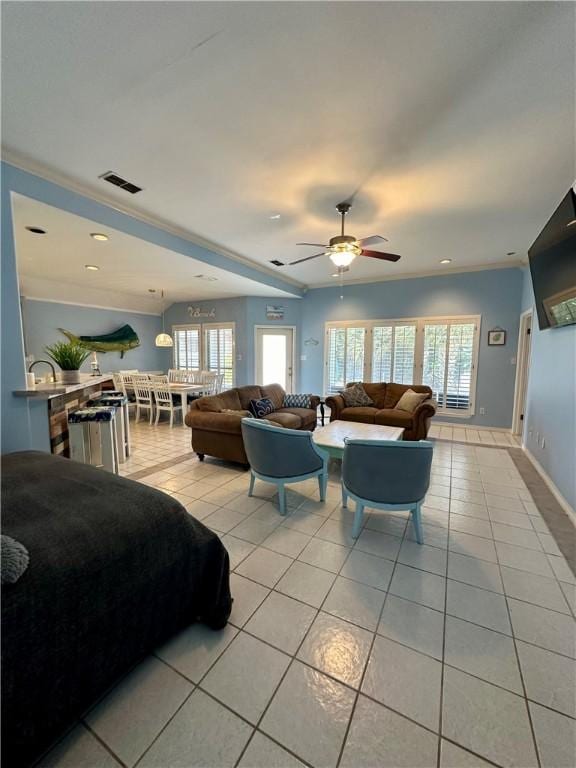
187,306,216,319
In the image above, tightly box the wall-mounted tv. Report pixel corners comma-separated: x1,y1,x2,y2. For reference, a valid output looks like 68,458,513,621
528,187,576,330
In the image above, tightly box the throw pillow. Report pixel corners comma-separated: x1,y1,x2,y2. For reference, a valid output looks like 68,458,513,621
341,383,374,407
283,394,312,409
395,389,429,413
248,397,275,419
1,535,29,585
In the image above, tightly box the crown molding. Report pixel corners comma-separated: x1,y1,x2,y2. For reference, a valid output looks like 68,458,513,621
2,148,306,291
2,149,528,295
21,295,161,317
310,260,525,290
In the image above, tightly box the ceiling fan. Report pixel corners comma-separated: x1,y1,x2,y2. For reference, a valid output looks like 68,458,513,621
290,202,401,269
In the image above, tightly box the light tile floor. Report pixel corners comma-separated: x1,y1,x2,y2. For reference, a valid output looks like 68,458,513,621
42,420,576,768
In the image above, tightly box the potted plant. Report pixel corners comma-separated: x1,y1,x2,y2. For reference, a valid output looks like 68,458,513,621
45,341,91,384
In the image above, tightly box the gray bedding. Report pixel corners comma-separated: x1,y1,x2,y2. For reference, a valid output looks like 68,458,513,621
1,451,232,767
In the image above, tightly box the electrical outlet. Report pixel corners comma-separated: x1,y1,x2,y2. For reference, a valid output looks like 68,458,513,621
541,438,546,449
479,407,486,415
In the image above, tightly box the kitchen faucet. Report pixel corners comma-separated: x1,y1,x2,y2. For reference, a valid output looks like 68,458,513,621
28,360,56,382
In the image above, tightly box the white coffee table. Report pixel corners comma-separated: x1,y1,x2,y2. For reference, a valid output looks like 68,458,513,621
313,420,404,459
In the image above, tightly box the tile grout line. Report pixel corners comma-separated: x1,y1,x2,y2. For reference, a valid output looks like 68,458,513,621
230,546,576,665
333,507,410,768
436,441,453,768
492,525,543,768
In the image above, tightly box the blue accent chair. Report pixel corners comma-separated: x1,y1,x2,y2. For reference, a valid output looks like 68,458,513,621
342,439,434,542
241,418,329,516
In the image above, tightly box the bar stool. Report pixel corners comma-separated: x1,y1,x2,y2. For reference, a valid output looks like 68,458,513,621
68,406,118,473
90,392,131,462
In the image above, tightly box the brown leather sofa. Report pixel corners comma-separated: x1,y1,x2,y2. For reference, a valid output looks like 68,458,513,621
185,384,320,465
325,382,436,441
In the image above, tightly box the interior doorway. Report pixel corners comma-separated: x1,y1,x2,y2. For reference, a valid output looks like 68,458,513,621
255,326,295,393
512,310,533,437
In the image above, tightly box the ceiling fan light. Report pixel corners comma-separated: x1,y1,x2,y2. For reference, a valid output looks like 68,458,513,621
329,250,356,268
155,332,174,347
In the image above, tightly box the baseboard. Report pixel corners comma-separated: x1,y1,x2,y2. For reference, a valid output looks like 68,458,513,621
522,446,576,526
434,421,512,433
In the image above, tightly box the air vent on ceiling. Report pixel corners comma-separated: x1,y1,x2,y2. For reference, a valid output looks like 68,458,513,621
270,259,285,266
98,171,143,194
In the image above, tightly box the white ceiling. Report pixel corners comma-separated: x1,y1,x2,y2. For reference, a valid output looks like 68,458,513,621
13,195,295,313
2,2,574,286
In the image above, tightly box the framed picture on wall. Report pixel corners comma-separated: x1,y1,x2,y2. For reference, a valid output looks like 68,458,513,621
488,329,507,346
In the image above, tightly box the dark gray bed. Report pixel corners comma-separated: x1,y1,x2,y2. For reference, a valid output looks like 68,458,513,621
1,451,232,767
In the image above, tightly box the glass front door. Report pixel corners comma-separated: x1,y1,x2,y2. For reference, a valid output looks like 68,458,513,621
255,327,294,392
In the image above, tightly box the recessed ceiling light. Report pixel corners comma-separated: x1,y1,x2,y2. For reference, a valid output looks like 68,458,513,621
85,264,100,271
90,233,109,241
269,214,281,220
440,259,452,264
506,251,516,256
25,226,46,234
568,219,576,227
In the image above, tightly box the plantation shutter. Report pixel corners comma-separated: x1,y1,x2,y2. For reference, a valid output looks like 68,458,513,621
173,325,200,370
392,324,417,384
422,321,476,413
326,326,366,393
371,323,416,383
446,323,476,410
204,325,235,388
371,326,393,381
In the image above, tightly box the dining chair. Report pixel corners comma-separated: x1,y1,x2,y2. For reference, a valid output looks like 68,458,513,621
120,372,136,393
199,370,221,395
341,439,433,542
241,418,329,516
112,373,136,413
152,383,183,427
133,376,155,424
168,369,186,383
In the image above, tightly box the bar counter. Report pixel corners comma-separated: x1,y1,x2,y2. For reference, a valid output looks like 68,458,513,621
13,375,115,455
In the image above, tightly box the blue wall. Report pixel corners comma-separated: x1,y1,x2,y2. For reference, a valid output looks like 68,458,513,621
1,166,33,452
0,161,301,453
162,297,303,386
299,268,524,428
521,268,576,511
21,299,164,374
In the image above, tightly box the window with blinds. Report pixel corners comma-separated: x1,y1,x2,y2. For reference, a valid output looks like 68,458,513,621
371,324,416,384
173,325,201,370
421,321,476,411
325,316,479,416
204,324,235,388
326,326,365,393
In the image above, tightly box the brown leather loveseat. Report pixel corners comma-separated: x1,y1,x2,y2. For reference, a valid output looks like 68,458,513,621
185,384,320,465
325,382,436,441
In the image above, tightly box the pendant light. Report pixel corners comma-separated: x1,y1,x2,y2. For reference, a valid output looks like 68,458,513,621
155,289,173,347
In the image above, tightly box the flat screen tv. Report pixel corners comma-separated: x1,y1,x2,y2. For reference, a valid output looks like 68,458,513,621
528,187,576,330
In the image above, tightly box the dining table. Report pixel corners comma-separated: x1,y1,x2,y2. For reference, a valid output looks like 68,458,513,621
167,383,207,399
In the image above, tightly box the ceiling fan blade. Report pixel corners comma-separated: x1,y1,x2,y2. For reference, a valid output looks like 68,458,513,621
296,242,329,247
357,235,388,246
361,249,401,262
289,252,326,265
